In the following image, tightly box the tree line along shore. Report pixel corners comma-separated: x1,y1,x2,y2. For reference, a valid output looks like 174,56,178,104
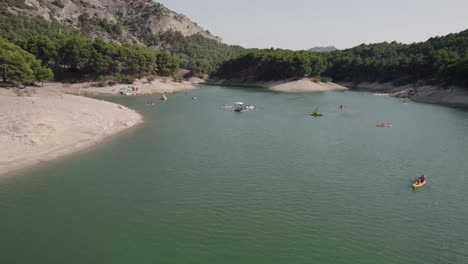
1,11,467,91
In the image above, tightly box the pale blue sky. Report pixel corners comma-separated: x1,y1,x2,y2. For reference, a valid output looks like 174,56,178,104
157,0,468,50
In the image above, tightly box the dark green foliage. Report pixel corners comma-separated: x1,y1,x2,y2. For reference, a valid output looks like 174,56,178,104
99,19,123,37
0,11,78,42
0,0,32,9
325,30,468,87
440,58,468,87
216,29,468,87
319,76,332,83
216,49,327,81
148,3,163,17
148,30,247,74
96,75,107,87
114,74,135,84
147,75,155,83
0,12,180,82
21,35,59,68
78,14,123,39
0,37,53,85
52,0,65,8
156,50,179,76
2,8,466,88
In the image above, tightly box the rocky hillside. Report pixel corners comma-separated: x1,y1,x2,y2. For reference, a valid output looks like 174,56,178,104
4,0,221,44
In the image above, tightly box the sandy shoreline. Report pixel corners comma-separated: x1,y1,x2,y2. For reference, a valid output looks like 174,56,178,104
340,81,468,108
0,86,143,178
52,77,203,95
3,77,464,178
207,78,348,92
54,76,347,95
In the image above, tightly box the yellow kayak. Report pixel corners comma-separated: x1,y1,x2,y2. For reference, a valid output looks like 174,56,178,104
412,178,427,189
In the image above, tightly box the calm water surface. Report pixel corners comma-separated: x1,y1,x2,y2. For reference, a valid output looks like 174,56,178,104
1,86,468,264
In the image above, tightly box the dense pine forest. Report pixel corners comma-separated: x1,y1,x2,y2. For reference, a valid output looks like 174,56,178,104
144,30,247,75
325,30,468,87
0,12,180,85
216,30,468,87
0,11,246,85
216,49,329,81
0,9,466,88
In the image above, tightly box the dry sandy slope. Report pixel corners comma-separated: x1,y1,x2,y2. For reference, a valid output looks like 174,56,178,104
0,87,143,177
209,78,348,92
51,77,202,95
266,79,348,92
339,81,468,108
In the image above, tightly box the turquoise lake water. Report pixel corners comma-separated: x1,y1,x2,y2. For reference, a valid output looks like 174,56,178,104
1,86,468,264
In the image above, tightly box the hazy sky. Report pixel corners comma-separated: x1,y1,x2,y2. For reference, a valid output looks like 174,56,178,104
157,0,468,50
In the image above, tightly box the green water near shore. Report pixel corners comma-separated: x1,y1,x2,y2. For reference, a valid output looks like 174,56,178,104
1,86,468,264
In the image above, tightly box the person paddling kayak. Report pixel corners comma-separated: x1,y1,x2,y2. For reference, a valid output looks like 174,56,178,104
415,174,425,182
310,107,323,116
413,174,427,189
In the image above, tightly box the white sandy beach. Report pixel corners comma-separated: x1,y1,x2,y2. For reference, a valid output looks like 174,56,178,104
0,86,143,177
209,78,348,92
339,81,468,108
51,77,203,95
266,79,348,92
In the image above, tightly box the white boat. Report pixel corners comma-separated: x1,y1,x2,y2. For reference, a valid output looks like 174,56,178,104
234,102,255,112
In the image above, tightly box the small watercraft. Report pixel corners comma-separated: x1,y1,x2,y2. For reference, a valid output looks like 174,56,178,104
161,94,167,101
376,123,392,127
234,102,255,112
412,176,427,189
310,107,322,117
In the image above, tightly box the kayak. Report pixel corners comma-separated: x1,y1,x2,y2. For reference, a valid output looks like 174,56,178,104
376,124,392,127
412,178,427,189
310,112,323,117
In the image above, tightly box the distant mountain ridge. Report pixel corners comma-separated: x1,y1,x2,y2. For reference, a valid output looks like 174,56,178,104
3,0,222,45
308,46,338,52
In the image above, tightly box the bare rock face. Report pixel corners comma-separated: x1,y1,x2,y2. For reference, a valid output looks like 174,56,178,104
6,0,221,44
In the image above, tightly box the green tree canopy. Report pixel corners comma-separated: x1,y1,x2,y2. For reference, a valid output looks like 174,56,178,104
0,37,53,85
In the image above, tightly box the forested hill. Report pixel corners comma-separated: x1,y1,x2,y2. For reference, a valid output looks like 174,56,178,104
0,0,246,85
325,30,468,87
216,30,468,88
0,11,181,85
1,0,248,75
1,0,221,44
1,1,466,88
